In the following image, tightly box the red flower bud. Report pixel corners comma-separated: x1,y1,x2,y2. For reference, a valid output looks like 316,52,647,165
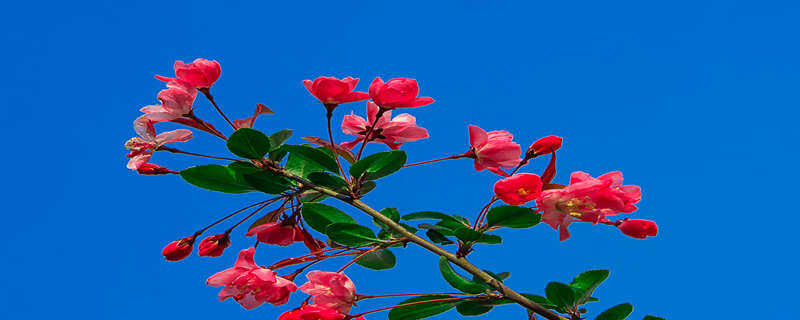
303,76,369,108
172,58,221,88
528,136,563,156
162,235,196,261
493,173,543,205
136,163,177,175
198,233,231,257
368,77,434,110
618,219,658,239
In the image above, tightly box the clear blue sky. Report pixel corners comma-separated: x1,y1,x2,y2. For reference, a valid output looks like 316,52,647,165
2,1,798,319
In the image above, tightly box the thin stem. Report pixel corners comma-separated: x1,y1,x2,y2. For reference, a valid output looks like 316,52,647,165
197,198,278,234
473,196,499,230
266,165,568,320
357,292,469,300
199,88,236,130
186,111,227,140
336,246,380,273
354,109,386,161
326,110,351,185
158,146,238,162
226,197,285,232
350,297,468,318
402,153,470,168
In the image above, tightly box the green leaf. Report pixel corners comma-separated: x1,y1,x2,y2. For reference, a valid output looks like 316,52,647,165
595,303,633,320
302,203,355,233
473,270,509,285
475,233,502,244
456,300,494,316
486,205,542,229
268,129,293,151
350,150,407,180
269,145,289,162
180,165,254,194
307,172,349,192
284,145,339,176
570,270,610,305
426,229,455,245
228,161,261,174
379,208,401,222
454,227,484,242
545,282,579,309
356,180,377,196
242,170,292,194
491,294,557,309
227,128,271,159
642,316,665,320
439,257,491,294
355,249,397,270
403,212,469,226
325,222,380,246
388,295,458,320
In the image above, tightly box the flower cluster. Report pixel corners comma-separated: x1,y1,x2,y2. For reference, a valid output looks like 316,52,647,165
125,58,661,320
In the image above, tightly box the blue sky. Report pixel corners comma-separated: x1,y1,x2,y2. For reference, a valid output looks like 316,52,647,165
2,0,798,319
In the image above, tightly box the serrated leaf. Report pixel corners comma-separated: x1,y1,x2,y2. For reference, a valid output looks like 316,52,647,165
388,295,458,320
350,150,406,180
227,128,271,159
180,165,254,194
268,129,293,151
486,205,542,229
456,300,494,316
595,303,633,320
302,203,355,233
325,222,380,246
545,282,579,309
355,249,396,270
439,257,491,294
570,270,610,305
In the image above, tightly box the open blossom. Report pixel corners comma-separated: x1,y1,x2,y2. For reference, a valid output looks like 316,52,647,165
299,271,356,313
303,77,369,107
536,171,642,241
494,173,543,205
341,101,429,150
125,116,193,170
198,233,231,257
162,235,196,261
207,248,298,309
140,79,198,122
278,305,348,320
368,77,434,109
527,136,563,156
468,125,522,172
246,222,304,246
618,219,658,239
156,58,221,89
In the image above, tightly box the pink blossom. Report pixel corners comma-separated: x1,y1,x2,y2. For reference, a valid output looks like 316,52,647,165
125,116,193,170
156,58,221,89
618,219,658,239
303,77,369,107
536,171,642,241
233,104,274,129
527,136,563,156
341,101,429,150
298,271,356,313
162,235,196,261
207,248,298,309
140,79,198,122
245,222,304,246
494,173,543,205
368,77,434,109
198,233,231,257
468,125,522,172
278,305,348,320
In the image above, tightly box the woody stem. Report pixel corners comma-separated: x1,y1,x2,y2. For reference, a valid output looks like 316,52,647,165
199,88,236,130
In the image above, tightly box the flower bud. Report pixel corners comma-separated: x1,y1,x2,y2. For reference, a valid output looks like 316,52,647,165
174,58,221,88
136,163,176,175
618,219,658,239
528,136,563,156
162,235,196,261
198,233,231,257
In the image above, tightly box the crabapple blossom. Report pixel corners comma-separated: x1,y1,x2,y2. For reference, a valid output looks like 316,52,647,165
494,173,544,205
162,235,196,261
618,219,658,239
278,305,348,320
299,271,357,313
198,233,231,257
156,58,221,89
341,101,429,150
468,125,522,173
246,222,304,246
125,116,193,170
368,77,434,109
528,136,563,156
207,248,298,309
303,77,369,109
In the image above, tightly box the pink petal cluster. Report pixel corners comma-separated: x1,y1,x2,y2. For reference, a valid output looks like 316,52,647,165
246,222,304,246
278,305,349,320
341,101,429,150
468,125,522,172
536,171,642,241
207,248,298,310
368,77,434,109
298,271,357,313
303,77,370,106
140,78,198,122
125,117,193,170
494,173,543,205
618,219,658,239
156,58,221,89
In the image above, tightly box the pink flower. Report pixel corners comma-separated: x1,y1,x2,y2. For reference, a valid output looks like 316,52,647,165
494,173,543,205
468,125,522,172
368,77,434,109
136,163,177,175
278,305,348,320
207,248,298,309
303,77,370,107
125,116,193,170
233,104,274,129
618,219,658,239
246,222,304,246
536,171,642,241
341,101,429,150
527,136,563,156
198,233,231,257
162,235,196,261
156,58,221,89
299,271,356,313
140,79,198,122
